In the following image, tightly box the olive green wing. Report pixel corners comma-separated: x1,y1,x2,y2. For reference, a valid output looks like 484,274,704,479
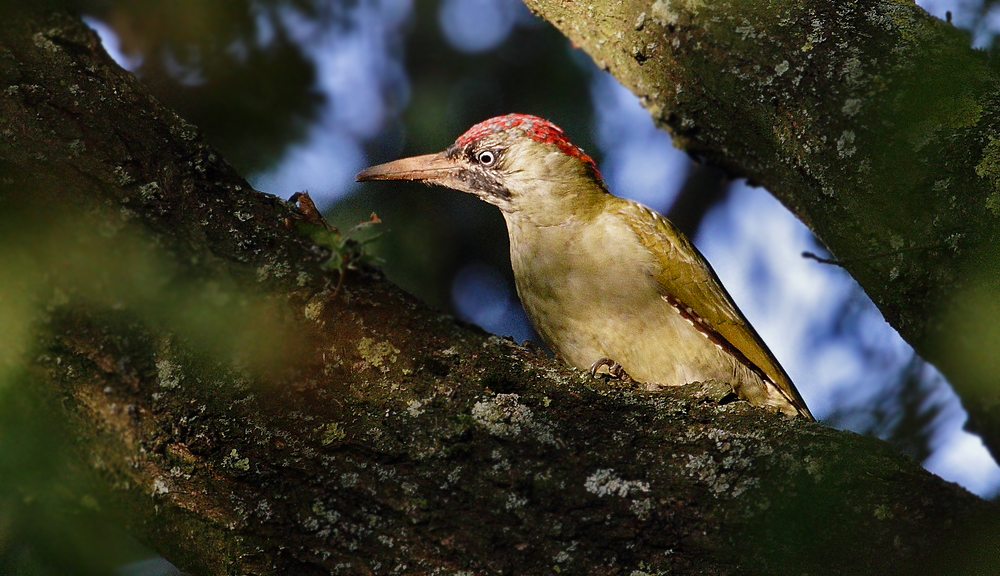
617,198,813,419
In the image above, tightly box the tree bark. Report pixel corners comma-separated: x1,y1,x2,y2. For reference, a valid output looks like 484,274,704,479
522,0,1000,460
1,8,997,576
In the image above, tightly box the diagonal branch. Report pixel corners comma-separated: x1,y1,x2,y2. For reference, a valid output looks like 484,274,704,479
0,8,996,575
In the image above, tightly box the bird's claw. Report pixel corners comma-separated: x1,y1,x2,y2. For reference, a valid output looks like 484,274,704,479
589,358,631,381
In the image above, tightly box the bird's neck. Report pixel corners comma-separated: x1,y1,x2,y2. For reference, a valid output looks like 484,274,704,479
503,178,608,230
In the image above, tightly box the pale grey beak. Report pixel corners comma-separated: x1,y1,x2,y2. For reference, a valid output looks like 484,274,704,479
355,152,457,182
357,151,511,208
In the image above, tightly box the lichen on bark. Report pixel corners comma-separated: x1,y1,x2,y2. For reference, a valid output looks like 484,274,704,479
1,7,999,576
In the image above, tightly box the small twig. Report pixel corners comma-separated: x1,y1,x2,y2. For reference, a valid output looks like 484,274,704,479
330,268,346,298
802,241,953,267
802,251,841,266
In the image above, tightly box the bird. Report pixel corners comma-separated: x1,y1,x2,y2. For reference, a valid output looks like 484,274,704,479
356,113,813,420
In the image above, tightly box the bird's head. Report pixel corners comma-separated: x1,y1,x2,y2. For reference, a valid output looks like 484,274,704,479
356,114,607,219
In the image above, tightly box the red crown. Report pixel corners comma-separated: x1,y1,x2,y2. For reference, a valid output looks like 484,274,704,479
455,114,601,179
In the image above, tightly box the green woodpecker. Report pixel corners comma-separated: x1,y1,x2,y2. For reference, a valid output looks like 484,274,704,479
356,114,813,420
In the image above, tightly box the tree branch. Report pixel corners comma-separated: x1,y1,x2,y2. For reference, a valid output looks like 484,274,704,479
522,0,1000,460
1,9,996,575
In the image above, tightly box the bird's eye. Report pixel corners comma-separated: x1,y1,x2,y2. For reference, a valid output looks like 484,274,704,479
476,149,497,167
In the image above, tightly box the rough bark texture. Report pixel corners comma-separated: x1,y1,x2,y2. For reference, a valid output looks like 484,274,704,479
522,0,1000,460
2,8,999,576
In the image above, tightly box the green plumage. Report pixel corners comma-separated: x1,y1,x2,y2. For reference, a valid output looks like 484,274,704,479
357,114,814,420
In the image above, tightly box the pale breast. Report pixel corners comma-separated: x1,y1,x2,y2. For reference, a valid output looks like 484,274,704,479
504,210,742,387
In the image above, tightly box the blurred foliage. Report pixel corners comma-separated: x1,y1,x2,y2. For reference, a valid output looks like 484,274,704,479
0,368,159,576
0,190,300,574
826,355,947,464
666,164,731,239
872,358,946,463
936,249,1000,461
816,284,948,465
69,0,343,174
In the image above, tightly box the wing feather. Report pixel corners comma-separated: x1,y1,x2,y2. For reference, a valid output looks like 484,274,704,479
617,199,813,419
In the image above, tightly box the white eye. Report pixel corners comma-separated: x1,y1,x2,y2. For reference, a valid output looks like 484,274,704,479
476,149,497,166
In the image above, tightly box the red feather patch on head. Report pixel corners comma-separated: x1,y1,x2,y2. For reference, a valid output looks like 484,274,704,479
455,114,601,179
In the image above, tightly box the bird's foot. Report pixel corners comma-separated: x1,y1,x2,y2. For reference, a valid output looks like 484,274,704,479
589,358,633,383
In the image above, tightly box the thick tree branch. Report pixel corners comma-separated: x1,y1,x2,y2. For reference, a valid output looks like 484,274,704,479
1,9,997,576
523,0,1000,458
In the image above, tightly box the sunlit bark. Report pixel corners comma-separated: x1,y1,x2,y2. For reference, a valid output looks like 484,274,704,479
1,8,997,576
